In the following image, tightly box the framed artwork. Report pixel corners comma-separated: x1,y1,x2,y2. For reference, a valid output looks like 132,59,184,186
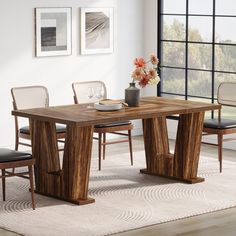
35,7,72,57
80,8,114,55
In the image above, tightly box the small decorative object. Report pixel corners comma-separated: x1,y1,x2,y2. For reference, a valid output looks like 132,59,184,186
125,53,160,106
125,83,140,107
94,102,122,111
80,8,114,55
35,8,72,57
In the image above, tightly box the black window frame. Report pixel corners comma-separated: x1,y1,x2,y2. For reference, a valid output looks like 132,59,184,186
157,0,236,117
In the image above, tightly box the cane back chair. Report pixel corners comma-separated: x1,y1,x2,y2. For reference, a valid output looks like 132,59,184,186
203,82,236,172
11,86,66,151
72,81,133,171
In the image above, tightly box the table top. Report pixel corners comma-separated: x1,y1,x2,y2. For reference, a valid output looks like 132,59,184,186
12,96,221,126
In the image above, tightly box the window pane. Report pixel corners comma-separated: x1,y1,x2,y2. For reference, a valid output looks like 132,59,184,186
162,68,185,94
214,72,236,97
188,70,212,97
188,43,212,70
162,42,186,67
215,17,236,44
189,0,213,15
160,0,236,119
163,16,186,41
163,0,186,14
216,0,236,15
188,16,212,42
215,45,236,72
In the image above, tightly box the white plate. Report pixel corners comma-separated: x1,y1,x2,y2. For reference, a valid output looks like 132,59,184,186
94,102,122,111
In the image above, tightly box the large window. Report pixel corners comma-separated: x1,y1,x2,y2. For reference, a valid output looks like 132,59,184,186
158,0,236,118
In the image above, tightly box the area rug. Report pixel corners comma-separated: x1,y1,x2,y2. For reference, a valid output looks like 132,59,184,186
0,151,236,236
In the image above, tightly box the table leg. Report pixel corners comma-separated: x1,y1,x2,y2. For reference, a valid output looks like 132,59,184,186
173,112,205,183
30,120,61,196
61,124,94,205
30,120,94,204
141,112,205,184
141,117,173,176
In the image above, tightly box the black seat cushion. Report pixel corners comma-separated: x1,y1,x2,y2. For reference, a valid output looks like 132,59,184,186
0,148,32,163
20,124,66,134
204,119,236,129
95,121,132,129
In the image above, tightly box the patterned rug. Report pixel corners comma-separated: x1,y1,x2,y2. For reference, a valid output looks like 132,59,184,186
0,151,236,236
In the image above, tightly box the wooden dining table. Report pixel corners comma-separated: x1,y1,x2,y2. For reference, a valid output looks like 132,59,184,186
12,96,220,205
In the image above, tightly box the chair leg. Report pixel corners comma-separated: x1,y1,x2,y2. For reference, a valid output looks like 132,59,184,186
2,169,6,201
103,133,106,160
15,138,19,151
217,134,223,173
128,130,133,166
28,165,35,210
98,133,102,171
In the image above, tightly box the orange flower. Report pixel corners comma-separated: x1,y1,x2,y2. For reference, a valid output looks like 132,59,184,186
148,68,158,78
134,58,146,68
131,68,143,81
150,53,159,65
139,74,150,88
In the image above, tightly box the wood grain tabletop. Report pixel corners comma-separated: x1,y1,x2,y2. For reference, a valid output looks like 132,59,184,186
12,96,221,126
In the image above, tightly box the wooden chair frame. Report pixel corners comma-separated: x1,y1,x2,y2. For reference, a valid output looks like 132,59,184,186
0,158,35,210
202,82,236,172
11,86,66,151
72,81,133,170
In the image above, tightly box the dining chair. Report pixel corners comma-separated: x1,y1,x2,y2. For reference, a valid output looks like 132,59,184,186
72,81,134,170
203,82,236,172
11,86,66,151
0,148,35,209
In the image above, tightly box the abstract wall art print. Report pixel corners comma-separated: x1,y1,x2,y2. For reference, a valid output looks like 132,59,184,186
35,8,72,57
81,8,114,55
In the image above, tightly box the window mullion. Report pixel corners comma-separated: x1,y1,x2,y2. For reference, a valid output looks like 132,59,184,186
211,0,216,118
157,0,163,96
185,0,189,100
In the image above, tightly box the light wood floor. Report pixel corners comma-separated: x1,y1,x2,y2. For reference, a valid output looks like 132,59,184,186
1,136,236,236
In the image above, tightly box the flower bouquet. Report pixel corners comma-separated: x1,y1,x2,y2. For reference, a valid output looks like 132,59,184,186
131,53,160,88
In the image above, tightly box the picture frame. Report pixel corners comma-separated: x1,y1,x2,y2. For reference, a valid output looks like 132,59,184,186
80,8,114,55
35,7,72,57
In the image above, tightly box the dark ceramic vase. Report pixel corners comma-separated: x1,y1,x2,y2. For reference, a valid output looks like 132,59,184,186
125,82,140,107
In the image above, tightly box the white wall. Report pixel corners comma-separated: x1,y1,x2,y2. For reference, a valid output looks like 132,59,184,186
0,0,146,148
142,0,158,97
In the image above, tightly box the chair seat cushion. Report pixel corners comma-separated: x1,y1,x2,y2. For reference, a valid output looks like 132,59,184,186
95,121,132,129
20,124,66,134
204,119,236,129
0,148,32,163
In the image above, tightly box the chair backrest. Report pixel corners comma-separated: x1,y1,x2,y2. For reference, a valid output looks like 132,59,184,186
72,81,107,104
218,82,236,107
11,86,49,110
